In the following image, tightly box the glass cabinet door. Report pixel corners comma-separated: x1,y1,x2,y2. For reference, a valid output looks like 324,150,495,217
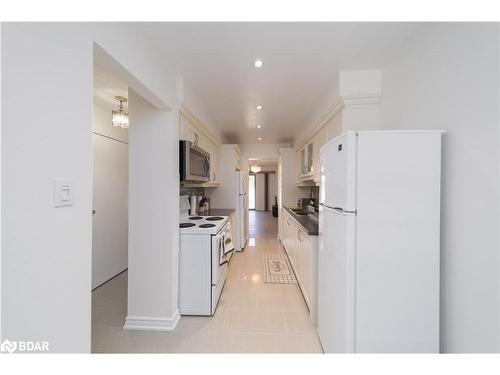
307,143,313,173
301,147,306,175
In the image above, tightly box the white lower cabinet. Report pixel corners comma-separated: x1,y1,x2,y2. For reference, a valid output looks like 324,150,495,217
281,208,318,324
299,228,310,307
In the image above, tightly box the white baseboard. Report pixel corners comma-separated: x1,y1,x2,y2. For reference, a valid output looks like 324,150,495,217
123,309,180,331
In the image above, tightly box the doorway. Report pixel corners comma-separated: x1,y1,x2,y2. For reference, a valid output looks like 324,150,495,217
92,65,129,290
251,171,277,211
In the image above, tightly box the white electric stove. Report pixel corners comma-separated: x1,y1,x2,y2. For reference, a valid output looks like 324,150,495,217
180,215,229,235
178,196,234,316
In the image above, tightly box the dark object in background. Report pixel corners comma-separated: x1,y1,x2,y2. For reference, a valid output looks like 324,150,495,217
272,196,278,217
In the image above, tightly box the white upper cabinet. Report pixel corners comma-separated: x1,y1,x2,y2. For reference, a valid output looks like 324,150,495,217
179,106,221,186
204,138,220,183
313,125,328,183
297,141,314,181
180,115,196,144
235,148,242,171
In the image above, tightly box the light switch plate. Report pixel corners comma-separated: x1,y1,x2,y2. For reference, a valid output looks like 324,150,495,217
53,179,74,207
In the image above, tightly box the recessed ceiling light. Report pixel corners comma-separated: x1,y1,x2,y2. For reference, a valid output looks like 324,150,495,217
258,137,263,141
256,105,263,110
257,125,262,129
253,59,263,68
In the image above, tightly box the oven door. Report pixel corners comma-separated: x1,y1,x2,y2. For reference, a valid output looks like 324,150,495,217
212,230,225,287
180,141,210,183
223,222,235,263
211,229,228,314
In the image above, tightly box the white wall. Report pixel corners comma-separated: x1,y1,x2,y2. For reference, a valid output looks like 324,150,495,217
92,102,128,289
279,148,302,207
1,23,179,352
181,80,226,143
125,89,179,330
379,23,499,353
209,145,238,209
255,173,266,210
268,172,277,210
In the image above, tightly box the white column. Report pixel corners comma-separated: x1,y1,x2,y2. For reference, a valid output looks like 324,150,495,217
124,89,180,331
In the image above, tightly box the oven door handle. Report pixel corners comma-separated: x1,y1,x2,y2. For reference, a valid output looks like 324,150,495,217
218,234,227,266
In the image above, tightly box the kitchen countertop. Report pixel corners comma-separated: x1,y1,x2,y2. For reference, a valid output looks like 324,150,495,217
197,209,236,217
283,206,319,236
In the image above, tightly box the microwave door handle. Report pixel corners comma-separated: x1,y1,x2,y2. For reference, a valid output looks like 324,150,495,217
203,158,209,177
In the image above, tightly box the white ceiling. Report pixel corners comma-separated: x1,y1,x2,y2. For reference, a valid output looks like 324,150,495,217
94,64,128,110
137,23,420,144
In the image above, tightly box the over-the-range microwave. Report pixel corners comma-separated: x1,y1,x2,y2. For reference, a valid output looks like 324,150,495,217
179,140,210,183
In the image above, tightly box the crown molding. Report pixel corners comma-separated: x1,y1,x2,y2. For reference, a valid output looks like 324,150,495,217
295,93,381,150
179,104,222,147
295,101,344,150
340,93,381,108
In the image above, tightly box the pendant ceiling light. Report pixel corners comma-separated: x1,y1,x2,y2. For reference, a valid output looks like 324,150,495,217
112,96,129,129
250,164,261,173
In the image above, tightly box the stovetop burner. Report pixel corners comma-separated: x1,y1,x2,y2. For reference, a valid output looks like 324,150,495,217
180,223,196,228
205,216,224,221
189,216,203,220
199,223,216,228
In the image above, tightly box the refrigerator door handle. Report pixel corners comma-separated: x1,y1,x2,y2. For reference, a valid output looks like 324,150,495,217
324,205,357,215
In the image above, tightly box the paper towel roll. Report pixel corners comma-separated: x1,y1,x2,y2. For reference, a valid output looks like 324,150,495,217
190,195,197,215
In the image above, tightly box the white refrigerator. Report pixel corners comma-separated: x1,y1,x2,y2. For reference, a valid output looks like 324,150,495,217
236,171,249,251
317,130,443,353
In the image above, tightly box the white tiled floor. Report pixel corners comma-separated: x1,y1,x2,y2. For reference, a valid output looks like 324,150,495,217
91,210,323,353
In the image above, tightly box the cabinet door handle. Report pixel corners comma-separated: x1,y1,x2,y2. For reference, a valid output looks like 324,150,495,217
213,172,216,181
297,229,302,242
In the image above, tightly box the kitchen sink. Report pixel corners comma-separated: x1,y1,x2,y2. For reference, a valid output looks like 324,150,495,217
308,214,319,222
291,208,308,215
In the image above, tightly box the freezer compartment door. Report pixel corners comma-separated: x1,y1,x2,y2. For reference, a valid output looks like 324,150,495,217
236,171,247,195
317,204,356,353
320,132,357,210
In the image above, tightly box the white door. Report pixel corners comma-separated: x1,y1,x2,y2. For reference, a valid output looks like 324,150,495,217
236,171,246,195
318,204,356,353
320,132,357,210
92,134,128,289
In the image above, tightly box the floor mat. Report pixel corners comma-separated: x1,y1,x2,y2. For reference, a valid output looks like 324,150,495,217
263,255,297,284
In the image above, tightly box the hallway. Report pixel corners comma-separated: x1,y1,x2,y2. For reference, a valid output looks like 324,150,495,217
92,211,322,353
